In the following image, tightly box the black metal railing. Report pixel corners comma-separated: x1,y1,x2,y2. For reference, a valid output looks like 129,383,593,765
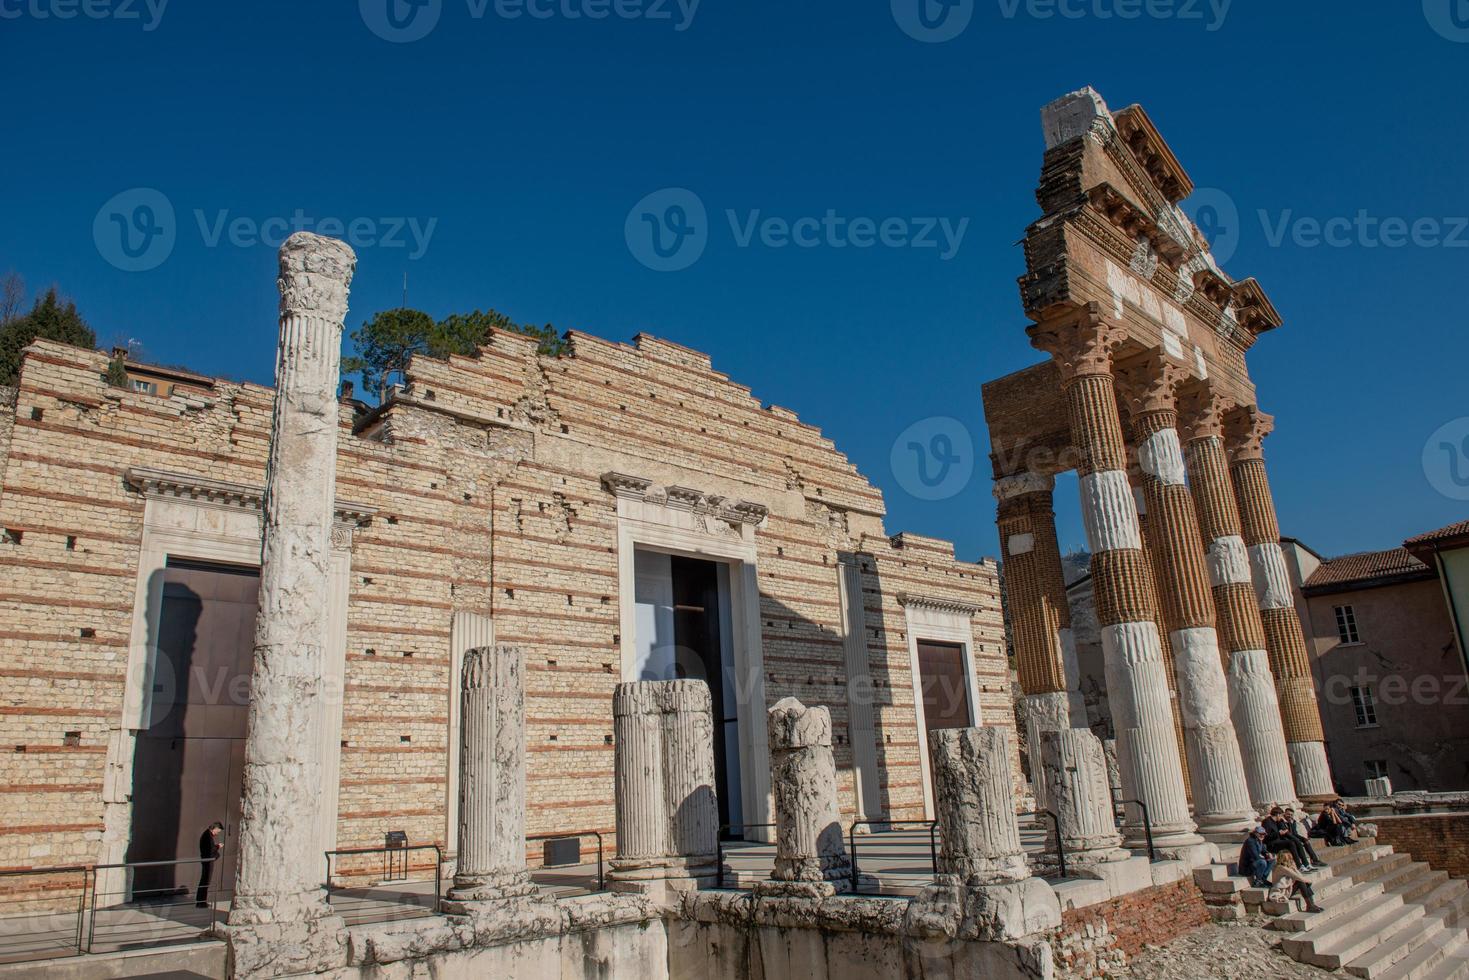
526,831,606,894
87,856,228,955
715,823,776,889
1018,810,1067,879
846,819,938,894
324,844,442,925
0,864,91,964
1118,798,1156,860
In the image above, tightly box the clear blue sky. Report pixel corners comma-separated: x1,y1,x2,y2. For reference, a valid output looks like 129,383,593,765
4,2,1466,562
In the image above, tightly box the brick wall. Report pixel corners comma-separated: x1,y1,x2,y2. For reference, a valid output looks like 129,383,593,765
0,333,1009,875
1053,879,1210,979
1371,813,1469,878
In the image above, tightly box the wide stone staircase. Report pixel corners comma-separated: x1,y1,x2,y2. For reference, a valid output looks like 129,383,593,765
1198,835,1469,979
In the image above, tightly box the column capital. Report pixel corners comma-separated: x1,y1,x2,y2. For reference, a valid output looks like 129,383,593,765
1223,405,1275,463
278,232,357,323
1114,348,1189,419
1175,381,1233,445
1027,303,1128,384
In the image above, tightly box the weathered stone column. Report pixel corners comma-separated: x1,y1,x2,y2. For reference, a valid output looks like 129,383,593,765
995,471,1086,804
1117,353,1255,836
609,680,718,897
910,726,1060,941
1224,407,1335,804
1039,728,1128,867
1029,307,1203,857
445,646,536,906
757,697,850,896
1179,384,1299,811
226,233,354,978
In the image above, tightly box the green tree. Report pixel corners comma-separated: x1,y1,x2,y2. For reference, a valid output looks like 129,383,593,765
0,287,97,386
345,306,566,401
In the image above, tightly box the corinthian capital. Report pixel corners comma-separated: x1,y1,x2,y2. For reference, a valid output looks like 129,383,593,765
1114,348,1189,418
278,232,357,324
1223,405,1275,462
1175,380,1233,444
1027,303,1128,384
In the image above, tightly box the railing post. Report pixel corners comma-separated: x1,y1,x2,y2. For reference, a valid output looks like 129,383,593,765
86,864,98,954
928,820,938,876
848,822,861,893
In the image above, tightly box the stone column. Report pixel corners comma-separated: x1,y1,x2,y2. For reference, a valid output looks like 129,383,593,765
1039,728,1128,867
445,646,536,907
610,680,718,896
1179,384,1299,811
995,471,1085,804
1116,353,1255,836
1029,307,1202,856
226,233,355,978
1224,407,1335,804
757,697,851,896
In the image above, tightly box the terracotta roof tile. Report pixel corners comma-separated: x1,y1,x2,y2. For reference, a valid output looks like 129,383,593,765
1404,520,1469,548
1302,547,1432,593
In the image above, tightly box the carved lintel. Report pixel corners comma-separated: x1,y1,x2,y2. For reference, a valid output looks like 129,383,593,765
664,486,703,511
897,593,981,617
724,500,769,526
123,467,376,527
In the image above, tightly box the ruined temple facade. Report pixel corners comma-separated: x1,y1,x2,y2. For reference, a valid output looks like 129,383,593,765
0,327,1011,877
983,88,1335,855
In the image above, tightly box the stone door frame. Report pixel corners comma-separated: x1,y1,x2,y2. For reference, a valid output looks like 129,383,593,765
900,594,983,821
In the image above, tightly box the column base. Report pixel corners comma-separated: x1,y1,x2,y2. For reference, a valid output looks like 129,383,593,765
223,901,347,979
445,869,540,906
752,878,839,899
1152,840,1219,868
607,854,719,899
909,875,1061,942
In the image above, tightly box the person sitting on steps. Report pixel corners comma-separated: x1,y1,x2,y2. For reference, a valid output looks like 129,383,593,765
1239,825,1275,888
1271,849,1325,914
1282,806,1327,869
1263,806,1318,871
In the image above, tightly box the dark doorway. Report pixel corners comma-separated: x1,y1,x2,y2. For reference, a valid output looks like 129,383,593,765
127,559,258,899
917,638,973,736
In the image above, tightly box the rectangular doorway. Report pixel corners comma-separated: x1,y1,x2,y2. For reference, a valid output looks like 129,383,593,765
632,549,743,835
126,558,259,899
917,637,974,752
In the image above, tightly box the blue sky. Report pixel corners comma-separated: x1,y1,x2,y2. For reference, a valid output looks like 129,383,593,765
3,1,1467,562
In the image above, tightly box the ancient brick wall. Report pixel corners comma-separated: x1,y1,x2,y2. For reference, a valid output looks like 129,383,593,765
1052,879,1210,979
0,334,1008,875
1370,813,1469,878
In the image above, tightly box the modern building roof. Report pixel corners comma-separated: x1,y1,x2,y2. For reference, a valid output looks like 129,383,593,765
1302,547,1435,595
1405,520,1469,550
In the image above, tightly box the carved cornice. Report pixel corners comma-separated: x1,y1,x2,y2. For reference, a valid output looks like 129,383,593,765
1230,278,1282,342
897,593,981,617
1086,184,1188,267
601,472,653,499
600,471,768,526
1113,105,1194,204
124,467,376,526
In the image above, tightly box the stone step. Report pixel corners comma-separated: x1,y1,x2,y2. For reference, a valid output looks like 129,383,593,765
1273,876,1388,933
1347,886,1469,979
1376,930,1469,980
1286,867,1450,965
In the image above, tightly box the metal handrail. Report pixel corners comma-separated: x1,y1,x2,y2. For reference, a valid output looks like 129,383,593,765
1018,810,1067,879
324,843,442,915
0,863,92,959
87,854,227,954
526,830,606,893
1118,798,1156,860
715,824,776,889
846,819,938,894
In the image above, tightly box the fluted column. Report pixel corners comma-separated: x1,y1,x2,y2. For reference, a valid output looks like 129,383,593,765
930,727,1029,884
759,698,851,896
610,680,719,893
447,646,535,904
227,233,355,978
1179,385,1299,811
1224,407,1334,803
1040,728,1128,866
995,471,1085,804
1116,354,1254,836
1029,307,1201,854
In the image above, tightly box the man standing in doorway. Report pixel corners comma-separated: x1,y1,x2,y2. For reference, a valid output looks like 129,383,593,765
196,822,224,909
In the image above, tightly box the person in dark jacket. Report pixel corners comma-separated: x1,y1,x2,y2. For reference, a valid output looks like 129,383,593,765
1239,825,1274,887
1262,806,1315,870
1283,806,1326,869
196,822,224,909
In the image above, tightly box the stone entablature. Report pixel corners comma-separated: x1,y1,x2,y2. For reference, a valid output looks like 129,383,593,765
0,327,1007,874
